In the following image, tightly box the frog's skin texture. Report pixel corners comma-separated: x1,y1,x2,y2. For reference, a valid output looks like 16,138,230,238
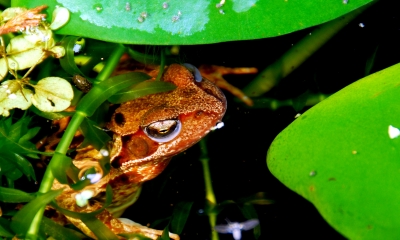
52,64,227,239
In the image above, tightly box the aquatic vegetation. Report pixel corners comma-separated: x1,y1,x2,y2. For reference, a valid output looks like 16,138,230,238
1,1,398,240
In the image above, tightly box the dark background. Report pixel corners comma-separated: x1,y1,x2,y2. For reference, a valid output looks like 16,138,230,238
123,1,400,239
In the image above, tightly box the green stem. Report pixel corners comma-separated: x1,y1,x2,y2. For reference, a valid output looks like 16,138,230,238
127,47,178,65
26,44,127,238
127,47,160,65
199,139,219,240
242,3,372,97
155,49,166,81
96,44,126,82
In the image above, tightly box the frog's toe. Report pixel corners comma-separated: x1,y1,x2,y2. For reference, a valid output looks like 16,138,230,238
198,65,257,106
119,218,180,240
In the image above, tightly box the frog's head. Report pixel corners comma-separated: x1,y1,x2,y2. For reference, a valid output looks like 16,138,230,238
107,64,226,173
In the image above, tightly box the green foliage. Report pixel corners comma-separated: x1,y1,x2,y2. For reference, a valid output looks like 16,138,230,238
0,217,14,238
1,1,392,239
76,72,152,116
41,217,86,240
159,226,170,240
10,189,63,238
79,117,111,150
170,201,193,235
108,81,176,104
13,0,373,44
0,116,44,183
0,186,34,202
268,63,400,239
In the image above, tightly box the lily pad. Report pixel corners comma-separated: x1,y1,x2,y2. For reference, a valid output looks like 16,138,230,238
12,0,373,44
267,63,400,239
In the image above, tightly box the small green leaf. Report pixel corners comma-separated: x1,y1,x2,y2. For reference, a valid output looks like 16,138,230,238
10,189,63,237
12,153,36,181
4,168,23,181
239,203,258,220
0,117,45,158
0,157,18,174
76,72,151,116
31,77,74,112
108,80,176,104
80,216,119,240
0,187,35,203
0,217,14,238
8,116,28,142
158,226,170,240
150,217,171,229
41,217,85,240
49,152,73,184
79,117,111,150
170,201,193,235
69,177,91,191
208,200,236,215
19,127,40,144
59,36,87,76
365,45,379,76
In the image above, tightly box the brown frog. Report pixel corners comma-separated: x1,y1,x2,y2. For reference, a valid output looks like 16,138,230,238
51,64,227,239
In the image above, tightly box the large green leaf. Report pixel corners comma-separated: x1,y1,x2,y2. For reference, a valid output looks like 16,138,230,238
12,0,373,44
267,63,400,239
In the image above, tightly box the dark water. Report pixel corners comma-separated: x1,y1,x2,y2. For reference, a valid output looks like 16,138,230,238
122,1,400,239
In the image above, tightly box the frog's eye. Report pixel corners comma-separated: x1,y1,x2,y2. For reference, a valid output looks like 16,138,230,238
144,119,181,143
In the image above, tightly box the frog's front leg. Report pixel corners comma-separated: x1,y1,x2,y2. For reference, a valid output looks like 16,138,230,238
51,146,179,240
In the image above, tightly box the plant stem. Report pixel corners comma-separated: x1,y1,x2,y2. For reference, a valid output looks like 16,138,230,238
199,138,219,240
26,44,126,238
96,44,126,82
242,3,372,97
155,49,166,81
127,47,160,65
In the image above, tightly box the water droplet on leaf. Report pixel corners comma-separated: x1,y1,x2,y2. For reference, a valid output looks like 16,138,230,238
125,2,131,11
93,3,103,12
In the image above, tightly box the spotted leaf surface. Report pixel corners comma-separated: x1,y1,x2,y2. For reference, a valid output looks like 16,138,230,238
267,63,400,239
31,77,74,112
12,0,373,44
0,80,33,117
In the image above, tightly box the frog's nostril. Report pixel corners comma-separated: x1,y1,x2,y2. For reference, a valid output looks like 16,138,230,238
114,113,126,126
